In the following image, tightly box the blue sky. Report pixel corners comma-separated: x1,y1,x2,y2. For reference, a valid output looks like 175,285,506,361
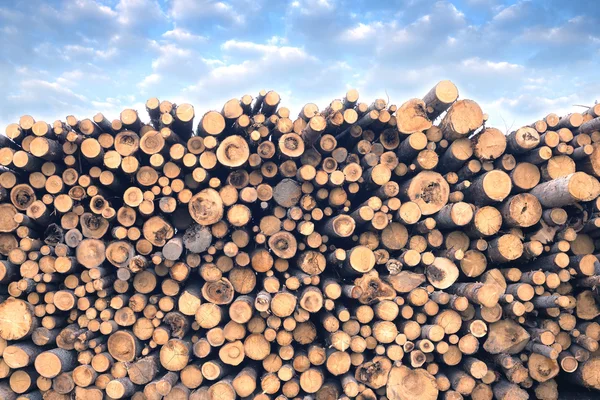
1,0,599,131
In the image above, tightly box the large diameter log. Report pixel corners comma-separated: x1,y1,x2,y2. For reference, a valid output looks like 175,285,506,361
572,357,600,390
472,127,506,161
426,257,459,289
216,135,250,168
198,111,225,136
34,348,77,378
493,380,529,400
0,298,36,340
108,330,141,362
183,224,212,253
528,353,559,383
400,171,449,215
127,355,160,385
273,178,302,208
2,343,43,369
396,99,432,134
529,172,600,207
160,339,191,371
449,283,500,308
76,239,106,269
386,366,438,400
468,206,502,237
387,271,426,293
500,193,542,228
440,99,484,141
484,320,530,354
0,204,19,233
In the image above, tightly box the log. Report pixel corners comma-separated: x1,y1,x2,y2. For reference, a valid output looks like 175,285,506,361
423,80,459,121
529,172,600,207
0,298,36,340
440,100,484,141
396,99,432,134
387,366,438,400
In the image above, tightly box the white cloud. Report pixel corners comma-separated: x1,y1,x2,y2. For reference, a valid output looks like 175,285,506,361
150,42,195,72
116,0,165,27
137,73,162,90
289,0,335,16
462,57,523,72
221,40,316,61
162,28,207,43
183,39,324,111
267,36,288,46
169,0,245,25
56,69,111,88
73,0,117,18
56,44,120,61
15,79,87,103
343,22,383,41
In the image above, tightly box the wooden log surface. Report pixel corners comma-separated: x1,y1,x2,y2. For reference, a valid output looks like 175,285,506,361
1,83,600,399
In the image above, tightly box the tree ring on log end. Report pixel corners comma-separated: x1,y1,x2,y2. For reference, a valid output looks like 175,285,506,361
189,188,224,226
404,171,449,215
0,298,34,340
217,135,250,168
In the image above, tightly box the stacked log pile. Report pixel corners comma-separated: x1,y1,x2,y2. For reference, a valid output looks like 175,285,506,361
1,81,600,400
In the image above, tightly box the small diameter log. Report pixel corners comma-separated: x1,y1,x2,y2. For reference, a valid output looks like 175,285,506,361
438,138,473,173
434,202,473,229
465,171,512,205
448,283,500,308
506,127,540,154
302,115,327,144
323,214,356,238
422,80,458,120
486,234,523,264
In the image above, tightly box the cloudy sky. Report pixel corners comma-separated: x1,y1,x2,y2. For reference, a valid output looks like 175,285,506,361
1,0,599,132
